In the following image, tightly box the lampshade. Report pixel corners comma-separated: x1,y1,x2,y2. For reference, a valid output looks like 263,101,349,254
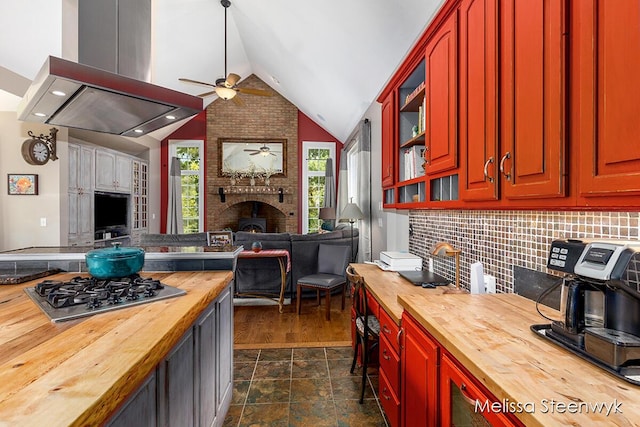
339,202,364,221
430,241,465,293
319,207,336,220
215,86,237,100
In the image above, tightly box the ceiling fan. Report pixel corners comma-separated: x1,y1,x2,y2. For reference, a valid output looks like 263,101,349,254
179,0,273,105
244,144,280,156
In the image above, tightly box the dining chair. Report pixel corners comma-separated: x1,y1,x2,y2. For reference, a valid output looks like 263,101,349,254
347,265,380,403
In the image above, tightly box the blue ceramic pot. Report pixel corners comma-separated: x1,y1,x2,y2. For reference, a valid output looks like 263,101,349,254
85,242,145,279
251,241,262,252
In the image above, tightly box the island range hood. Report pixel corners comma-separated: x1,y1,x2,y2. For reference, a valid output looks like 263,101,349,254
17,56,203,137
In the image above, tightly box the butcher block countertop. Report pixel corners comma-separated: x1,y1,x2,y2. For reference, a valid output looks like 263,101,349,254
0,270,233,427
353,264,640,427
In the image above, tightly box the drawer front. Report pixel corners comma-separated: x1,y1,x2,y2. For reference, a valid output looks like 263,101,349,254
379,308,401,354
367,292,379,318
379,369,401,427
379,334,400,394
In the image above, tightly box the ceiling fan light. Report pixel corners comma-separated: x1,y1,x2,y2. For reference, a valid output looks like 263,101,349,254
215,86,237,100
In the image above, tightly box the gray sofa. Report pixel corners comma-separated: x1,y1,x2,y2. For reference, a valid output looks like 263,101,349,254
233,227,359,299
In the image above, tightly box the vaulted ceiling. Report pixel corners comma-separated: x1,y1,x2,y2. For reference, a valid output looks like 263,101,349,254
0,0,444,142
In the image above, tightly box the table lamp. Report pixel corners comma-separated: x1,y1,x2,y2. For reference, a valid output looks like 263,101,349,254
431,241,465,294
319,207,336,231
339,200,364,262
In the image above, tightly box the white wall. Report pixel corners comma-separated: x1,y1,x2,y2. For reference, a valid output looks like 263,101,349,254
362,101,409,261
0,112,67,250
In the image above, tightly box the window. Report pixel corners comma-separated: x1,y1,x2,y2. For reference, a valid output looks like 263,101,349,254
302,142,335,234
169,140,204,233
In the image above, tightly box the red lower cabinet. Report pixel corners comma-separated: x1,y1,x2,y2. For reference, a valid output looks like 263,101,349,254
379,368,401,427
440,354,523,427
401,313,439,427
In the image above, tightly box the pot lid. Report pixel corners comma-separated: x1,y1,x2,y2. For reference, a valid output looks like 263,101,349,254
86,242,145,260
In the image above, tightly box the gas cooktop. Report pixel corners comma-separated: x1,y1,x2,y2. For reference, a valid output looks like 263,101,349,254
25,275,186,323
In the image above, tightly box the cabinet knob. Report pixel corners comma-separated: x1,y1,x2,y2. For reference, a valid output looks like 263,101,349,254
499,152,511,181
483,157,495,183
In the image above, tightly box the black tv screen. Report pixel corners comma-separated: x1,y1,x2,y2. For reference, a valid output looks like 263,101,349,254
94,192,129,230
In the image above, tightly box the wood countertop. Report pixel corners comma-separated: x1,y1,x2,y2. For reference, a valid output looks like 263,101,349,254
352,264,640,426
0,270,233,427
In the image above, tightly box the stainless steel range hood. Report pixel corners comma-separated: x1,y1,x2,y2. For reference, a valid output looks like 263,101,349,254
17,56,203,137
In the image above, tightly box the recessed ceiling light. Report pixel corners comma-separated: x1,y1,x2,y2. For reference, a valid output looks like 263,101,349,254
34,112,46,117
134,129,144,134
317,113,326,122
166,115,176,120
51,90,66,97
271,76,280,85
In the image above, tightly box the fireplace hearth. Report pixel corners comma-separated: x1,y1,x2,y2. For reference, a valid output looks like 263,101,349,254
238,217,266,233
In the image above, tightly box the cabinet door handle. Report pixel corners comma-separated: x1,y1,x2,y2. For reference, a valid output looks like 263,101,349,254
397,328,404,348
383,325,392,335
382,387,391,401
483,157,495,183
459,383,477,406
499,152,511,181
382,349,391,361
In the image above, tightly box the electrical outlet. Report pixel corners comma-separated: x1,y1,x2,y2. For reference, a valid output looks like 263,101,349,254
484,274,496,293
40,217,47,227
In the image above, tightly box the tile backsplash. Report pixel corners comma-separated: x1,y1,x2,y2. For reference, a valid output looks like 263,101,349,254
409,210,640,293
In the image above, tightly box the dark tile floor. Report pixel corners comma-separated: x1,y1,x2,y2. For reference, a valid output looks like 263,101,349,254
223,346,389,427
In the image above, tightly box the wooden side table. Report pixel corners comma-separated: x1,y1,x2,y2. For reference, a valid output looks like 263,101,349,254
236,249,291,313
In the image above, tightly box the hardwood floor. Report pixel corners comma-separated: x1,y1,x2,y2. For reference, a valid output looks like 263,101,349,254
234,296,352,349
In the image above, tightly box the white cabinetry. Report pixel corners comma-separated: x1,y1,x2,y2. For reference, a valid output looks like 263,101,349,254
131,160,149,245
96,149,132,193
68,143,95,246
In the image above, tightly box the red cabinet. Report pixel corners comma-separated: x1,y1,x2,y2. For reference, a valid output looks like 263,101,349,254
424,12,458,175
381,92,396,188
401,312,439,427
378,308,401,426
440,354,520,427
575,0,640,198
499,0,567,200
459,0,499,202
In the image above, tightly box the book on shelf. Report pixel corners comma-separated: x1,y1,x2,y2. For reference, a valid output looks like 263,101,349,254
404,82,426,107
400,145,426,181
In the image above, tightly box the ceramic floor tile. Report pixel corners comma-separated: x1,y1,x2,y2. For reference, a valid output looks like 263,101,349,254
238,403,289,426
231,380,251,405
246,379,291,404
293,346,326,360
291,359,329,379
234,362,257,381
326,346,353,360
335,399,388,427
223,404,243,426
290,378,332,402
259,348,293,361
234,349,260,363
289,400,338,427
331,376,376,401
328,358,356,378
253,360,292,379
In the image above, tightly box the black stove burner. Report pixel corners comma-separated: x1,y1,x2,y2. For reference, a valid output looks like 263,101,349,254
35,275,165,310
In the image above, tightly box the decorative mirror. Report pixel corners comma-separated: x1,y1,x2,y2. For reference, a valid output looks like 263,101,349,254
218,138,286,177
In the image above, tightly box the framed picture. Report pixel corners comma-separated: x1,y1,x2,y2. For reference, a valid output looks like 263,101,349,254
208,231,233,247
7,174,38,195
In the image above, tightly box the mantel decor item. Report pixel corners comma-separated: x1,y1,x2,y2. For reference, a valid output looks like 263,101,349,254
251,241,263,252
8,174,38,195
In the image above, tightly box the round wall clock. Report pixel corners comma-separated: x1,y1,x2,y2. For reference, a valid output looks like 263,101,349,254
21,138,51,165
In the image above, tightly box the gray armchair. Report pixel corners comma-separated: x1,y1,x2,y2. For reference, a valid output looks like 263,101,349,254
296,244,351,320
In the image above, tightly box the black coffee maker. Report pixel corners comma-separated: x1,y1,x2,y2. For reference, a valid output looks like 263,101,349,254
540,239,640,383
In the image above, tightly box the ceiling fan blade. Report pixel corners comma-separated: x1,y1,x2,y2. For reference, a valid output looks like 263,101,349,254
179,78,216,87
225,73,241,87
231,95,245,106
237,88,274,96
244,149,260,153
249,151,261,156
269,152,276,156
197,90,217,97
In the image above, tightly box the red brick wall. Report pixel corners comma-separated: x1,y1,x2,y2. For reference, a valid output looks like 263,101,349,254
205,75,299,232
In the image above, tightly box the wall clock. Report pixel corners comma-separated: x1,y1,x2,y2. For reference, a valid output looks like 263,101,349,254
20,128,59,166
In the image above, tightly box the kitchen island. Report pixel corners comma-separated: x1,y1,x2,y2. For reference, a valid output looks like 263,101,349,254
0,270,234,426
353,263,640,426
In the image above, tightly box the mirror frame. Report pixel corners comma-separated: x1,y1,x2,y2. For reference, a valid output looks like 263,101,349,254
218,138,287,177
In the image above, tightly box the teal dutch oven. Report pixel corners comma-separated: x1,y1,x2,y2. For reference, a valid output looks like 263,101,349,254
85,242,145,279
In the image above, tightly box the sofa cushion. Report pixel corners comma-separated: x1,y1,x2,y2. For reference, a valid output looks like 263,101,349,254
290,230,342,241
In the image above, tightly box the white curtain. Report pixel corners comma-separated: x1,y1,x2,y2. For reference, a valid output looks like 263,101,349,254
166,157,183,234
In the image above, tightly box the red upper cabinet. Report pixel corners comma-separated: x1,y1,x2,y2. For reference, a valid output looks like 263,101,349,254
424,12,458,175
459,0,499,202
499,0,567,200
576,0,640,198
381,92,396,188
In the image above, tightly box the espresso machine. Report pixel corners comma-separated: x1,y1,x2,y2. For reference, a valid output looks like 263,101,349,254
533,239,640,384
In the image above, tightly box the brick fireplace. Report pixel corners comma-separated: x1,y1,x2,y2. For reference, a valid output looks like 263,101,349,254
205,75,299,233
